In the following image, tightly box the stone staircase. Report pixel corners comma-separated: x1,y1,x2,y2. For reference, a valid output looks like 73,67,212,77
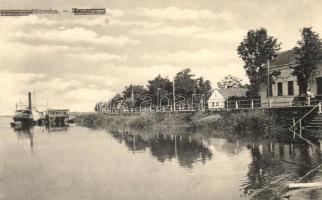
305,113,322,130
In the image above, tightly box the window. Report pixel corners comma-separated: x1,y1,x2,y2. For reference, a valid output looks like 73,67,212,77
277,82,283,96
212,102,215,107
288,81,294,96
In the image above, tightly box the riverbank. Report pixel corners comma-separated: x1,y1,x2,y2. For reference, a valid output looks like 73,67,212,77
75,108,315,140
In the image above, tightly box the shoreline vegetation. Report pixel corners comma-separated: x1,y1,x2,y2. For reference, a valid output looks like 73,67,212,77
76,110,296,139
75,106,318,143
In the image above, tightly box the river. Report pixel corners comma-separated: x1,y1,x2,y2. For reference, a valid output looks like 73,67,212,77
1,116,322,200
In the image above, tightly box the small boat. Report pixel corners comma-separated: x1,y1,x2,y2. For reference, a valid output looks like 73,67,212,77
65,116,75,124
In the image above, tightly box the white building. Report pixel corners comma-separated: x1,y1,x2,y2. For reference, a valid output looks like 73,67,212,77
208,88,247,110
260,50,322,107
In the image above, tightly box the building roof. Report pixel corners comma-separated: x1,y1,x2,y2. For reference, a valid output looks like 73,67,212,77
271,50,296,68
217,88,247,98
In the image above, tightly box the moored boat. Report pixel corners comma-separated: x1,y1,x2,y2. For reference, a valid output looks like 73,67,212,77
11,92,34,127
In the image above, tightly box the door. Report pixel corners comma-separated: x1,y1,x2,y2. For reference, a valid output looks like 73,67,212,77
316,77,322,95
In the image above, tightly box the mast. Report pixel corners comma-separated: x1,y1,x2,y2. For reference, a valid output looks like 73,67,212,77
28,92,32,113
33,88,36,110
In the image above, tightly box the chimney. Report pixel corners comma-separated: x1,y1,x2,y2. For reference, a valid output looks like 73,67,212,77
28,92,32,112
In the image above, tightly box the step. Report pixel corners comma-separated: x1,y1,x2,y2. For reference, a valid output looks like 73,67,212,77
309,122,322,125
311,121,322,123
307,127,322,130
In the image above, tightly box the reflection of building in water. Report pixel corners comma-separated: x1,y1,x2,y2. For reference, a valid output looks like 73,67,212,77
46,125,69,133
110,130,212,168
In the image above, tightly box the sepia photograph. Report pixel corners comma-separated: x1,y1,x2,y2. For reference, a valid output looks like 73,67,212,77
1,0,322,199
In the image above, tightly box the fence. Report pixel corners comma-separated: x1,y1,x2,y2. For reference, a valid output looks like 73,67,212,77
97,95,322,114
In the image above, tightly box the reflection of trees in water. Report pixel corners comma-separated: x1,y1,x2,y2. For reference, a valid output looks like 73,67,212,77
243,142,321,199
109,130,212,168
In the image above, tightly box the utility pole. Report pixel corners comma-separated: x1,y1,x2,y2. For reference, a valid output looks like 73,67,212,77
267,60,270,108
173,77,176,111
157,88,161,111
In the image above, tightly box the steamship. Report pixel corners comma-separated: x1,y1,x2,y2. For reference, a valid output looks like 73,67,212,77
11,92,34,127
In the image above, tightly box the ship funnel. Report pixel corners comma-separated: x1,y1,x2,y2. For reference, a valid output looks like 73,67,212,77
28,92,32,112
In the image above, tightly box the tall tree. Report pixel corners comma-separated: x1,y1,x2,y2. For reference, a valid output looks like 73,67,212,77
292,27,322,95
122,84,147,107
237,28,281,96
147,74,172,105
175,68,196,98
217,75,242,89
195,77,212,101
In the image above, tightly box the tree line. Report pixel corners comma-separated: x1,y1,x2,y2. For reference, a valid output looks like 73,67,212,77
95,68,212,111
95,26,322,111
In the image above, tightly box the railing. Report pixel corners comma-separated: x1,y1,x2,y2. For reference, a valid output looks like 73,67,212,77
97,95,322,114
288,102,322,142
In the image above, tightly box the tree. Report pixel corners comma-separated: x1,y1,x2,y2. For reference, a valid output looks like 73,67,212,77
195,77,212,101
217,75,242,89
174,69,212,107
175,68,196,97
146,74,172,105
292,27,322,95
237,28,281,97
122,84,147,107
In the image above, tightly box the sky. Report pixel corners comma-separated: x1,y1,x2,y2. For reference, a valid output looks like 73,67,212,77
0,0,321,115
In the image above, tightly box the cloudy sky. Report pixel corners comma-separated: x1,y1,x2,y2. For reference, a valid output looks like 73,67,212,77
0,0,321,115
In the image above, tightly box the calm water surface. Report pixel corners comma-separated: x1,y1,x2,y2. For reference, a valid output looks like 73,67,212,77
1,117,322,200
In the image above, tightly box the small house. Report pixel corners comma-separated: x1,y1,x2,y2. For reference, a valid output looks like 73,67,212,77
207,88,248,110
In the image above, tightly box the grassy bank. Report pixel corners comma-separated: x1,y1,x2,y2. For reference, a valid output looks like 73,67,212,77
76,112,190,130
76,109,285,137
191,110,277,132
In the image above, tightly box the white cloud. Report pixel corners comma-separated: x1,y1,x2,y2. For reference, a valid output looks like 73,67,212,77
12,27,139,47
133,7,236,21
108,18,161,28
143,49,239,66
67,52,127,62
0,15,56,29
132,25,203,37
194,29,246,42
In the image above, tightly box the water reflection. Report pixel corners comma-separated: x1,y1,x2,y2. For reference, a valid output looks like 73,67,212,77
12,124,70,150
110,130,213,168
6,118,322,200
243,141,322,199
109,128,322,199
13,125,34,148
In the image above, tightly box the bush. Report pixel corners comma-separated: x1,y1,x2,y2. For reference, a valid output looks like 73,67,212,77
226,110,276,131
192,114,223,129
128,113,155,129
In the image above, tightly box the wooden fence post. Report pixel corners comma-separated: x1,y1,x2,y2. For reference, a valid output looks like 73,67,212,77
299,120,302,137
251,100,254,109
293,117,296,139
235,101,238,109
